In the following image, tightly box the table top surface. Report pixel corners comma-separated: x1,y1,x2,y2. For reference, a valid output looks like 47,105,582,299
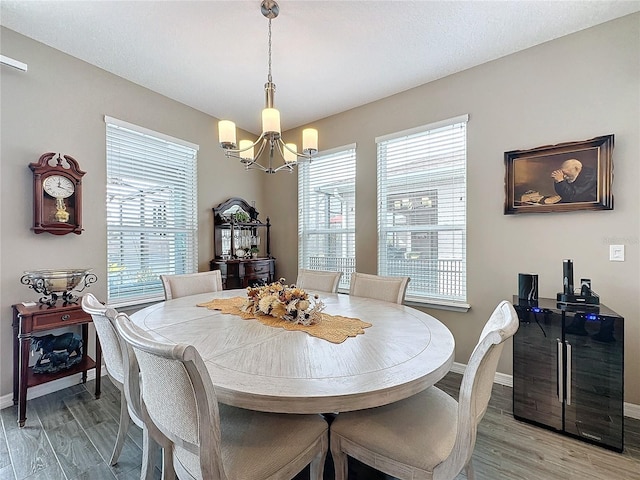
130,289,455,414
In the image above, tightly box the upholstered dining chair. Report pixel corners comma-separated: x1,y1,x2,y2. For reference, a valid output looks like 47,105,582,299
330,300,519,480
81,293,163,479
296,269,343,293
115,311,329,480
160,270,223,300
348,272,410,304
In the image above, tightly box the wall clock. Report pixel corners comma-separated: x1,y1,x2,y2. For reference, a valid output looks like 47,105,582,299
29,152,85,235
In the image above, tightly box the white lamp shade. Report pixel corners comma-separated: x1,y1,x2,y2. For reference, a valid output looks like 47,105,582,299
262,108,281,134
218,120,236,147
302,128,318,152
239,140,254,160
284,143,298,163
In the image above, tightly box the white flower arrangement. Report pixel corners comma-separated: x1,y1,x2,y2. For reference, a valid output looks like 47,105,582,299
241,278,325,326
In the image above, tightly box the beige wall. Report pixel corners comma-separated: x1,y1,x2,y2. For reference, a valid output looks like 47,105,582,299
1,13,638,407
0,27,263,398
268,14,640,405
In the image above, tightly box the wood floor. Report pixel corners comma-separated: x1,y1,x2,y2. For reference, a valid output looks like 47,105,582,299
1,372,638,479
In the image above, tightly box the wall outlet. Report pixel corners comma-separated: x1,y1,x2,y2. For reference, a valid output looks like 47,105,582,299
609,245,625,262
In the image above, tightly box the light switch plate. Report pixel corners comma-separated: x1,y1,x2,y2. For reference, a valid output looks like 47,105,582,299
609,245,625,262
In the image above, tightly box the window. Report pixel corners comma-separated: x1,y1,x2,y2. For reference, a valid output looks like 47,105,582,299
376,115,468,306
298,144,356,290
105,116,198,307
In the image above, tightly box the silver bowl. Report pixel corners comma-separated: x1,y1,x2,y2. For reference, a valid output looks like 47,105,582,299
21,269,97,305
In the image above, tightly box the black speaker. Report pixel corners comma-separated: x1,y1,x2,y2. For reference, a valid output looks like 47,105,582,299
563,259,574,295
518,273,538,301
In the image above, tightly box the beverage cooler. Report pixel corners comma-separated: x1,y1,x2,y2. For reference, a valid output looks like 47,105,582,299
512,296,624,452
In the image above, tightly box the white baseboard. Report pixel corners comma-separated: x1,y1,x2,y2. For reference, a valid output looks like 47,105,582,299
625,402,640,420
0,370,101,411
450,362,639,420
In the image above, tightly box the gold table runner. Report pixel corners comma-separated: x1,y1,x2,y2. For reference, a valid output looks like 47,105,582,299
198,297,371,344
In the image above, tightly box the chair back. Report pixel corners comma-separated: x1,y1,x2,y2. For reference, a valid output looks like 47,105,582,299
296,269,343,293
115,312,225,479
81,293,125,385
435,300,518,479
349,272,410,304
160,270,223,300
81,293,142,420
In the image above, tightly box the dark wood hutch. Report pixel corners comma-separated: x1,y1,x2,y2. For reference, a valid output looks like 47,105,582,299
209,197,275,289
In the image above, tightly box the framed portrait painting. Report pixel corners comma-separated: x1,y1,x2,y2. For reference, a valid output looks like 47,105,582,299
504,134,614,215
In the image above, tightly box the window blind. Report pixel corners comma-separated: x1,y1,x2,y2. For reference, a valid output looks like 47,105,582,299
376,115,468,304
105,116,198,307
298,144,356,290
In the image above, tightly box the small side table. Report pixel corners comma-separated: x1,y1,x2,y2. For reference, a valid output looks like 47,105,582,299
12,301,102,427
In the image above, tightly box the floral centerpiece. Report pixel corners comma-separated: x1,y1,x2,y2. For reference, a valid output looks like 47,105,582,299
241,278,325,326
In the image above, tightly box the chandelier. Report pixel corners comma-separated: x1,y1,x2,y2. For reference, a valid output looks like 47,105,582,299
218,0,318,174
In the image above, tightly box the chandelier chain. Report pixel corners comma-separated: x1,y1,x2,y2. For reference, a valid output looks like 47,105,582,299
267,18,273,83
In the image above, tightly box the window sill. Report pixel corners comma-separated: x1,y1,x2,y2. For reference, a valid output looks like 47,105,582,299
404,297,470,312
335,291,470,312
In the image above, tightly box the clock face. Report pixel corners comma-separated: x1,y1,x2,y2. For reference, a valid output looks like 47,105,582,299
43,175,75,199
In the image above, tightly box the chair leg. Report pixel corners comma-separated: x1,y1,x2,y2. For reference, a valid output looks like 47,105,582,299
161,447,176,480
329,435,348,480
141,407,175,480
309,435,328,480
464,458,476,480
140,426,158,480
109,390,131,466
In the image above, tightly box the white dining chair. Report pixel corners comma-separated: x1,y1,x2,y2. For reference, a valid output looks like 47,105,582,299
348,272,410,304
295,269,343,293
115,311,329,480
160,270,223,300
330,300,519,480
81,293,164,479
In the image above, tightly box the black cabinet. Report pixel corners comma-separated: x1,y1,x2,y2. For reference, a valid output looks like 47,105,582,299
513,296,624,452
210,197,275,290
210,258,275,290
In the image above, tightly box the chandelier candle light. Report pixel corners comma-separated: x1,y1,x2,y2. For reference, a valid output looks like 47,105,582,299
218,0,318,174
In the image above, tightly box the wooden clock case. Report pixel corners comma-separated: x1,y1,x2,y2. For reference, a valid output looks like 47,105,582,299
29,152,85,235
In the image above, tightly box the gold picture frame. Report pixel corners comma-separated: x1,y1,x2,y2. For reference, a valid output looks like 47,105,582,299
504,135,614,214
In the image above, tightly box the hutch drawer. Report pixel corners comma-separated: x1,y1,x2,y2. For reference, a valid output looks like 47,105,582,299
31,308,89,330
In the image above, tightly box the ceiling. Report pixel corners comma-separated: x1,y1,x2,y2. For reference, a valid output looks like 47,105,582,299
2,1,639,135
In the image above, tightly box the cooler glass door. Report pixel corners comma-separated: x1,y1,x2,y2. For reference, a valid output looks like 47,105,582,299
563,312,624,451
513,305,563,430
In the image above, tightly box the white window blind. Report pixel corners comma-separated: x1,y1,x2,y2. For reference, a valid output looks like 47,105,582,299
298,145,356,290
105,116,198,307
377,115,468,305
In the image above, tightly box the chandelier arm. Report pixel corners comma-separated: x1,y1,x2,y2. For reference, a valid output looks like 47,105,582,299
224,138,278,173
223,134,313,169
253,137,269,162
265,140,291,173
279,137,315,161
221,132,266,154
272,163,295,173
274,138,286,159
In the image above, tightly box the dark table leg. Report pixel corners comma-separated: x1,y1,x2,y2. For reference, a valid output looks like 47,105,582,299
94,332,101,398
12,320,19,406
17,333,31,427
81,324,88,384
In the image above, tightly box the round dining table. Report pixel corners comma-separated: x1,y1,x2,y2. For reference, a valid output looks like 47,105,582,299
130,289,455,414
